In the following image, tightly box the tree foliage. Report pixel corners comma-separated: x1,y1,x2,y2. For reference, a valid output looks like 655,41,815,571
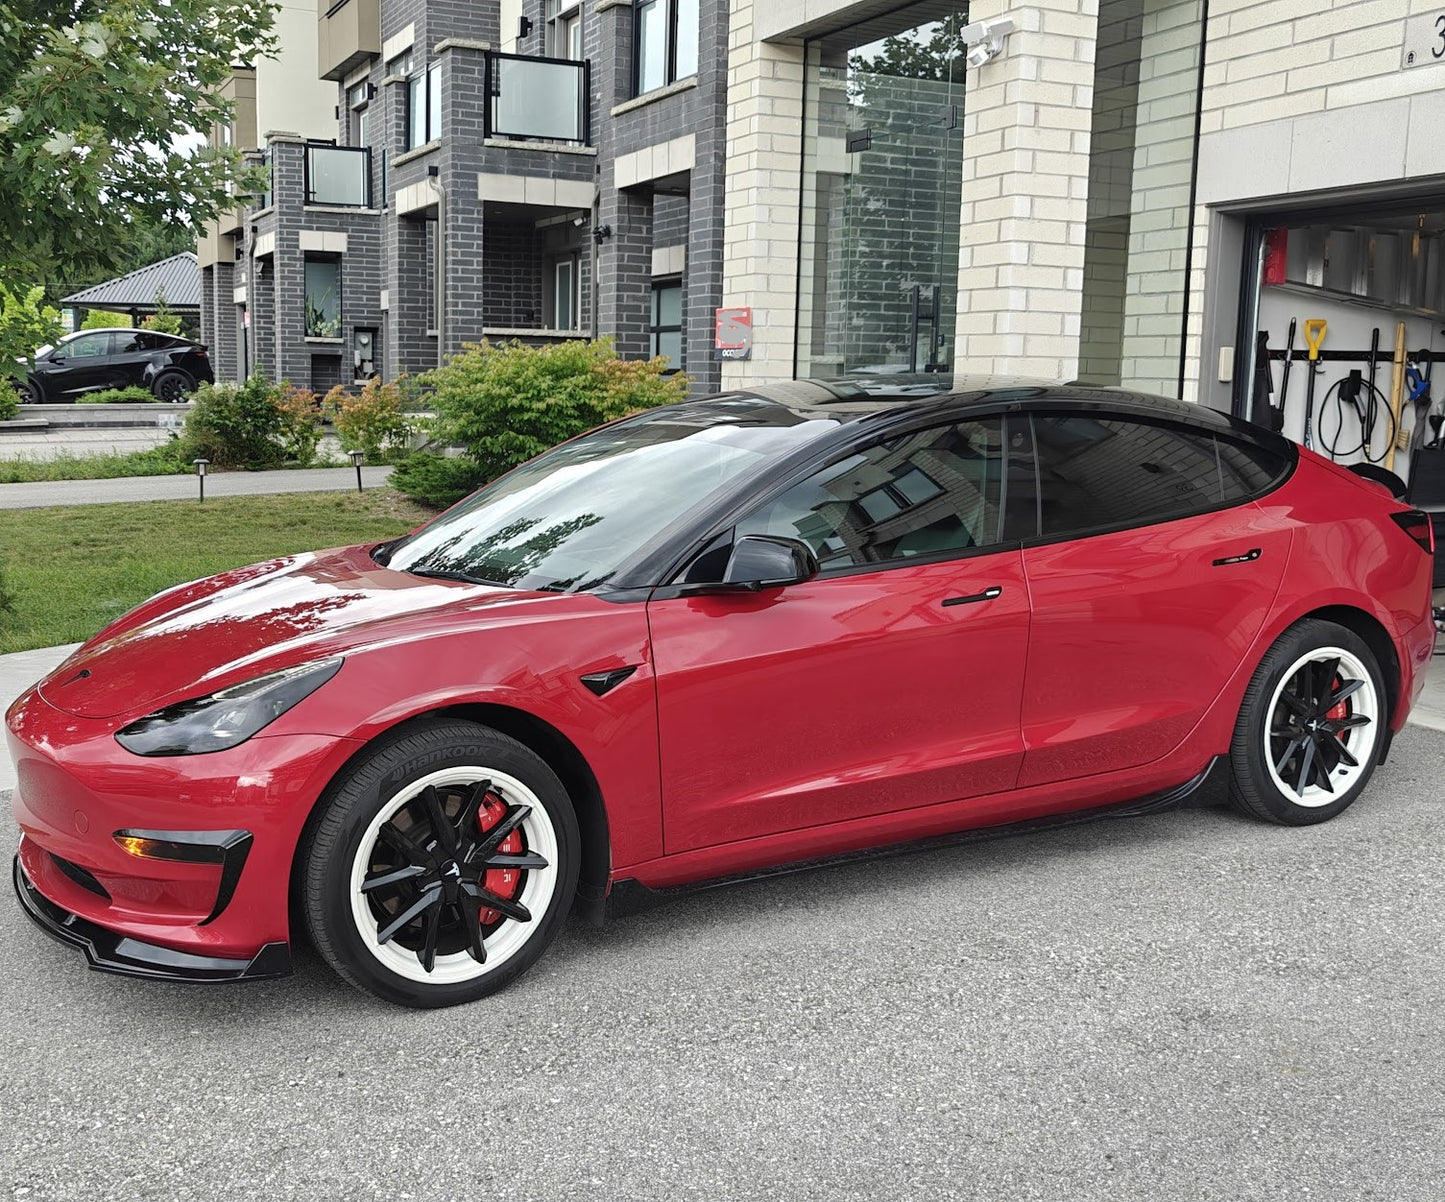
0,0,277,286
0,283,62,397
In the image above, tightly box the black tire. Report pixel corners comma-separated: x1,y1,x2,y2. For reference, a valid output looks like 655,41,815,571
302,719,579,1007
1229,618,1387,825
151,369,194,403
18,379,42,404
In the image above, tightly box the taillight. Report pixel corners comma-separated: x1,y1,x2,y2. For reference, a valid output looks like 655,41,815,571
1391,509,1435,555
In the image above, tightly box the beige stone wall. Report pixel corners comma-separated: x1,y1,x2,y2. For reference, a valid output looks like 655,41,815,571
719,0,807,389
257,0,339,144
953,0,1099,383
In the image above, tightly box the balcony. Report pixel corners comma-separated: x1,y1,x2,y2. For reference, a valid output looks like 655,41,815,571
317,0,379,82
486,53,590,145
305,144,371,208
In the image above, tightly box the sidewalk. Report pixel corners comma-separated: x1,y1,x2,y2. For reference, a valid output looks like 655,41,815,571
0,465,394,509
1,643,1442,795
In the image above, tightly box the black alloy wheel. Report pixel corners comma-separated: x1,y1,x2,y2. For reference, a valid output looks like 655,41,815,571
303,719,579,1008
1229,618,1385,824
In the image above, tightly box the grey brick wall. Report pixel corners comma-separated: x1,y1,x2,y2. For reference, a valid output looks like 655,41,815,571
210,0,730,396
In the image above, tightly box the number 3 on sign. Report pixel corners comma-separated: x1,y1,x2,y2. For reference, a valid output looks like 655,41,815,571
1402,11,1445,68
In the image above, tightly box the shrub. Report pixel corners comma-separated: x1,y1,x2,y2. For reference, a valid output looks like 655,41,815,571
387,452,488,510
420,338,687,485
0,378,19,421
78,386,157,404
324,377,413,463
272,381,323,466
181,376,289,469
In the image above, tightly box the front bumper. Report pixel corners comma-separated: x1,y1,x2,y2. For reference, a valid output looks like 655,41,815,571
14,855,290,982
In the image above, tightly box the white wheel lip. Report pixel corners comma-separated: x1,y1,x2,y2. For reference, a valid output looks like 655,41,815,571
1263,644,1379,808
348,766,560,986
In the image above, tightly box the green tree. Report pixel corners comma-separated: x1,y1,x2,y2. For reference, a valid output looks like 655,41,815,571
142,287,183,335
0,0,277,287
0,283,62,408
81,308,130,329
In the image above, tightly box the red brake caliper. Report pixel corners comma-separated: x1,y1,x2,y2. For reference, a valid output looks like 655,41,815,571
476,794,524,926
1326,676,1348,738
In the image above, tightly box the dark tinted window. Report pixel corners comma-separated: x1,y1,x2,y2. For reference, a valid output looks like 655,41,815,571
114,331,143,354
1033,414,1224,538
736,417,1006,570
1217,436,1287,500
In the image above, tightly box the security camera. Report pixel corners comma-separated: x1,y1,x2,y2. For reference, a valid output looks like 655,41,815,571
959,16,1015,67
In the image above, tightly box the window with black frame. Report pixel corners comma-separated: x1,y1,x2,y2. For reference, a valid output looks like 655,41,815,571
649,280,682,371
634,0,698,95
304,256,342,338
407,61,442,149
735,418,1007,570
348,81,370,147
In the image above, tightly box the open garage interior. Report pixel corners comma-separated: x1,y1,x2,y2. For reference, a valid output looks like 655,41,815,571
1235,197,1445,591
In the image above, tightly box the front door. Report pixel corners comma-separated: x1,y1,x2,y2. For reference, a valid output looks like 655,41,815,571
649,414,1033,853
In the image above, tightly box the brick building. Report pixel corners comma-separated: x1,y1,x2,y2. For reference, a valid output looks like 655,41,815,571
198,0,729,393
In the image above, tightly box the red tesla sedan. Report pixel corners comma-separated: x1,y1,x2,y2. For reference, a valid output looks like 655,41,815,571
9,381,1436,1007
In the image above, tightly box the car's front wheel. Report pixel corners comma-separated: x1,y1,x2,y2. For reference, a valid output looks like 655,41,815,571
302,720,579,1007
1229,618,1386,824
18,379,42,404
151,368,195,403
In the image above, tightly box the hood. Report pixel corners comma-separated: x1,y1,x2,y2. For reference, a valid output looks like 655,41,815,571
38,544,563,720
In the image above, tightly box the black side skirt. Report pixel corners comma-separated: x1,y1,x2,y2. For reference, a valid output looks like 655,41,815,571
585,756,1227,924
13,856,291,983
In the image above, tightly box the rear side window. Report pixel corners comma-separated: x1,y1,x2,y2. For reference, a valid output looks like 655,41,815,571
1031,414,1235,539
1216,437,1288,501
736,416,1007,570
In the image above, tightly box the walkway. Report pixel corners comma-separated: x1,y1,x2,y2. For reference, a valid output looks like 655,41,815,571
0,465,394,509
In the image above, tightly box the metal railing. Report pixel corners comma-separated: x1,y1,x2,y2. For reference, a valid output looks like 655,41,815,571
485,52,590,145
305,143,371,208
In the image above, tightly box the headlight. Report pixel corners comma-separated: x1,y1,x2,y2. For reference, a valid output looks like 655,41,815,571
115,658,343,757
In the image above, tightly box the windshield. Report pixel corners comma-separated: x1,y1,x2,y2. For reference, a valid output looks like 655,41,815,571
385,398,840,591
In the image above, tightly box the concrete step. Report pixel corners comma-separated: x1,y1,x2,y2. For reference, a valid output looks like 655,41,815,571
7,403,192,430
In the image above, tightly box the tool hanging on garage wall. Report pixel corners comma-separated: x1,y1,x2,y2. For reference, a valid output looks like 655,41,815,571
1266,326,1445,467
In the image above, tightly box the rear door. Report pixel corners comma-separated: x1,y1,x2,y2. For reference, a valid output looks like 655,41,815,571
109,329,158,389
649,413,1036,853
1015,412,1290,788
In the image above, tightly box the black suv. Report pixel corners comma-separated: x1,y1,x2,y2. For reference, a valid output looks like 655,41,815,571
20,328,215,403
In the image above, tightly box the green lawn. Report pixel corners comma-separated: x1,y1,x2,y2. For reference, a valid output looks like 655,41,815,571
0,490,433,653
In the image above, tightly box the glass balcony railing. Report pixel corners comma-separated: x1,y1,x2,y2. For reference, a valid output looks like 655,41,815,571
305,143,371,207
486,52,589,145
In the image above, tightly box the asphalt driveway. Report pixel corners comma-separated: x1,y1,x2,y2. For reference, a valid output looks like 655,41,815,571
2,727,1443,1201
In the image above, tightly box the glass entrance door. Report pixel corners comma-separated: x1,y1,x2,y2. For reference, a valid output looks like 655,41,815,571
798,11,968,379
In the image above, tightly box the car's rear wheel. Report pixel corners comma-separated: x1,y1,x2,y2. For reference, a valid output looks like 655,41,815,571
151,369,194,403
1229,619,1385,825
302,720,579,1007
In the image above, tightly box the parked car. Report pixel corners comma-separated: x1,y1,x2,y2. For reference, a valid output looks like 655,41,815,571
19,327,214,403
8,380,1436,1007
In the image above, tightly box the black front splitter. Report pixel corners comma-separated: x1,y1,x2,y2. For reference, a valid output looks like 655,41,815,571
12,855,291,983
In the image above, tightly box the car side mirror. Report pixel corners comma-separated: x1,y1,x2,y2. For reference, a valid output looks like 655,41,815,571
720,535,819,591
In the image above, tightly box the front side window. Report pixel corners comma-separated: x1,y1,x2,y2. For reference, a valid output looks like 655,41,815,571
1031,414,1229,539
634,0,698,94
58,331,110,359
407,61,442,149
304,256,342,337
384,399,843,592
650,280,682,370
736,417,1006,571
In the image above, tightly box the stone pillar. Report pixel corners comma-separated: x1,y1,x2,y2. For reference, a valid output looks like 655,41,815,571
954,0,1099,381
